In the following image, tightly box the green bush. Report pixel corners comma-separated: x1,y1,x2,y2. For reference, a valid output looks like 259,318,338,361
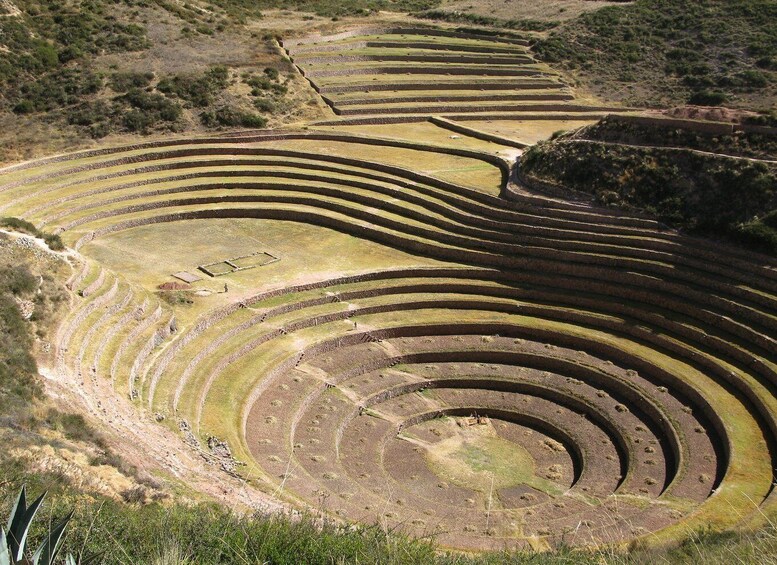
11,69,103,114
0,218,65,251
737,69,769,87
159,290,195,306
688,90,728,105
110,71,155,92
157,66,229,107
253,98,276,112
119,89,182,132
67,101,110,127
244,73,287,96
0,264,37,296
200,105,267,128
42,234,64,252
123,110,154,133
43,410,107,448
0,217,38,235
736,220,777,254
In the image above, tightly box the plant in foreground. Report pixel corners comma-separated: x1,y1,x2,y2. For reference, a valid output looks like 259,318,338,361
1,486,97,565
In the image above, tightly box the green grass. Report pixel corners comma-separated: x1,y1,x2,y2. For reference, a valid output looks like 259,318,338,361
2,463,777,565
426,429,565,495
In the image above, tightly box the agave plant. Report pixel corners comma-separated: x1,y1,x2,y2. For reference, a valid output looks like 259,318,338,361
1,486,96,565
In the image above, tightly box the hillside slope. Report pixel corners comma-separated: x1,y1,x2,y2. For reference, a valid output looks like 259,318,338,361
519,115,777,254
533,0,777,111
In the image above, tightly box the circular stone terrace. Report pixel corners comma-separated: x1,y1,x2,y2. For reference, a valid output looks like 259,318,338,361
1,27,776,553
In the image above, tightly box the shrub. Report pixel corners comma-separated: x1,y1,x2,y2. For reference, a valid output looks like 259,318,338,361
12,100,35,115
0,218,64,251
244,73,287,96
200,105,267,128
119,89,182,133
159,290,195,306
253,98,276,112
157,66,229,107
123,110,154,133
737,69,768,87
0,217,38,235
688,90,728,106
11,69,104,114
42,234,64,252
110,71,155,92
33,42,59,69
736,220,777,255
0,283,41,409
67,101,112,127
0,264,37,296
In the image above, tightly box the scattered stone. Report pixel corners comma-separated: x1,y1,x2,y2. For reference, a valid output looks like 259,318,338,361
542,438,565,452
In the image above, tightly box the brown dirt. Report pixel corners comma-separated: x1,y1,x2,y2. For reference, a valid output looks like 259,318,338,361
657,105,761,124
158,281,191,290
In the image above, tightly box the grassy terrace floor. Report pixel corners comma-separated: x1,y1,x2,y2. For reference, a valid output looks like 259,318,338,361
284,27,627,124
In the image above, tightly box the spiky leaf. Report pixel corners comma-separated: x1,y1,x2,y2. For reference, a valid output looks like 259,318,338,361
31,511,72,565
1,527,12,565
7,487,46,562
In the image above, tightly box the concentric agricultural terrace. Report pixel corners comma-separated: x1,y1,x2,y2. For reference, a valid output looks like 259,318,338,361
2,27,777,553
285,27,623,124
